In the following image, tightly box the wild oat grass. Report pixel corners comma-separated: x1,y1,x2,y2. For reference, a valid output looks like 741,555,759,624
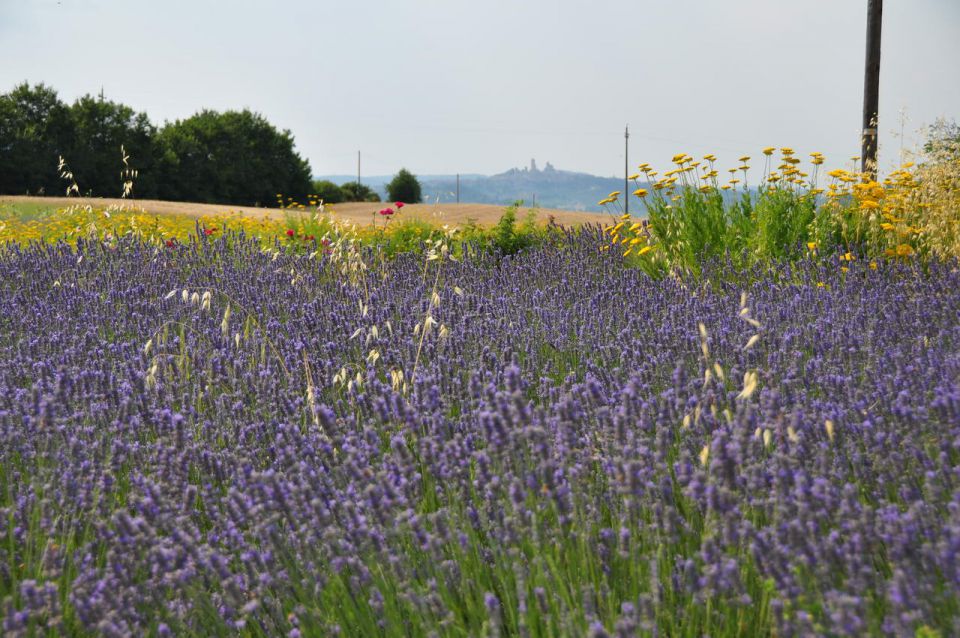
902,156,960,260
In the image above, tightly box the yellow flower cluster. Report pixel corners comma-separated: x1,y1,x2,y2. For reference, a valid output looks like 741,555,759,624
0,204,291,247
596,145,959,269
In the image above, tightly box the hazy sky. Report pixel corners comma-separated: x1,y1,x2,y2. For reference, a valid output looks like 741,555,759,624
2,0,958,178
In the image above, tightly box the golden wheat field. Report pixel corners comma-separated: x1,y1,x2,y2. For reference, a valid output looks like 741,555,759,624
0,196,610,228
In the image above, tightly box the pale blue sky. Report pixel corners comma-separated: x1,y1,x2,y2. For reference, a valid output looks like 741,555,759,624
2,0,958,178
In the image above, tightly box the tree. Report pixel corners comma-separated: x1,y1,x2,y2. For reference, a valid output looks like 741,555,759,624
386,168,422,203
924,118,960,161
0,83,73,195
339,181,381,202
157,109,312,206
312,179,344,204
67,94,160,198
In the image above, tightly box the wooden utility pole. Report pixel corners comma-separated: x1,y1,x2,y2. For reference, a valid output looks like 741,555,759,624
624,125,630,215
861,0,883,178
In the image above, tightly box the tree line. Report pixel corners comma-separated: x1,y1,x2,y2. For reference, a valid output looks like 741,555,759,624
313,169,422,206
0,82,313,206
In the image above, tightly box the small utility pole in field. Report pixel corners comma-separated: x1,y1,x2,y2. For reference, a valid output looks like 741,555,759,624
624,125,630,216
861,0,883,178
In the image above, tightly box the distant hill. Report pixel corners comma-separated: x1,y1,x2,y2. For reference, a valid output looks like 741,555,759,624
316,161,644,212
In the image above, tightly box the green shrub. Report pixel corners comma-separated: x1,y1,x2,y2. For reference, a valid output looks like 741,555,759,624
312,179,344,204
604,147,944,279
381,217,438,256
492,202,541,255
340,181,381,202
386,168,422,204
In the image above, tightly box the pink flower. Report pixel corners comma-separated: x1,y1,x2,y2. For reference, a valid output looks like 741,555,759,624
395,202,405,209
286,229,295,237
379,208,394,216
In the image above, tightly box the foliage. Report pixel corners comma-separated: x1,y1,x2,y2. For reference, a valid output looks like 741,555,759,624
376,216,438,256
68,94,160,198
602,146,956,278
339,181,381,202
490,201,540,255
386,168,422,204
0,83,315,205
0,84,161,199
311,179,344,204
156,109,312,206
924,117,960,160
0,83,73,196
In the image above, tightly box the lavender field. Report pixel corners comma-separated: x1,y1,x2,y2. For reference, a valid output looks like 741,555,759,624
1,229,959,636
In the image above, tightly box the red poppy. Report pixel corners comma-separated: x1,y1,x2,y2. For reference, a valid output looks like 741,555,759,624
379,207,395,216
165,239,175,248
321,238,331,247
307,234,315,241
286,229,295,237
203,228,214,236
395,202,405,209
